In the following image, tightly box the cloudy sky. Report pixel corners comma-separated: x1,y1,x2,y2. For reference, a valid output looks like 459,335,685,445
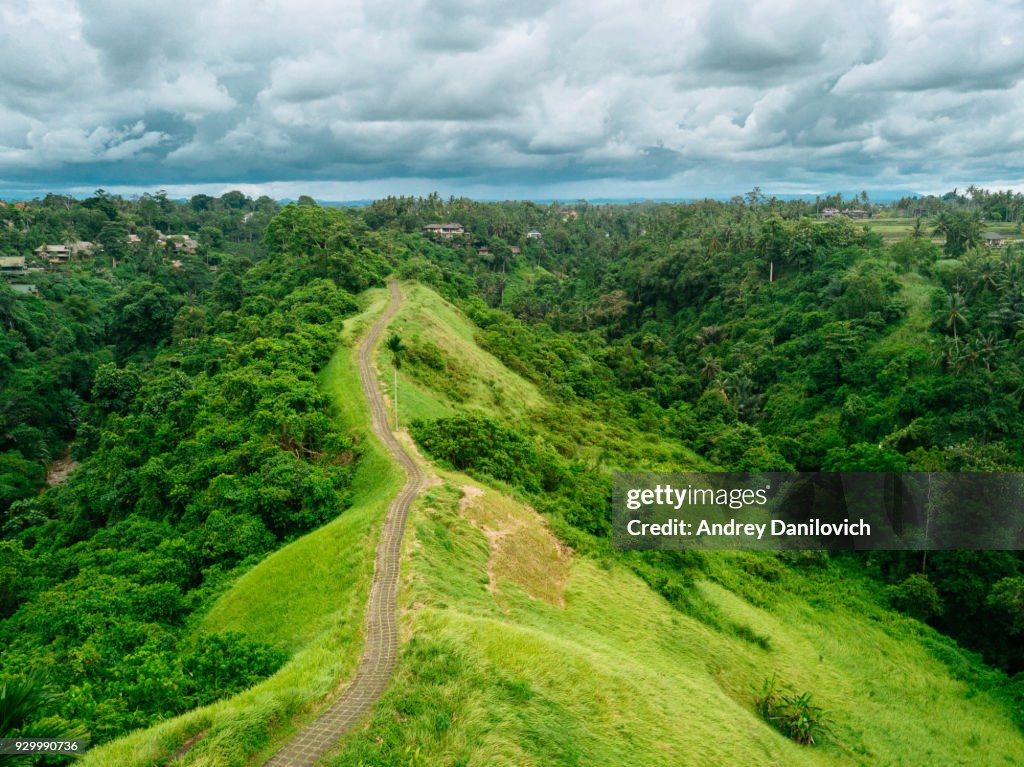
2,0,1023,200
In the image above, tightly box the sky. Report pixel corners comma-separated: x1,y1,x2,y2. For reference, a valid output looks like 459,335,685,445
1,0,1023,201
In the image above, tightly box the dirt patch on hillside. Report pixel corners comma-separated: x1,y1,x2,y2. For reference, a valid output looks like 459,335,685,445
46,456,78,486
459,484,570,608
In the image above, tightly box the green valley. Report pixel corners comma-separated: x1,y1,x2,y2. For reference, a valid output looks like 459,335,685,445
3,190,1024,766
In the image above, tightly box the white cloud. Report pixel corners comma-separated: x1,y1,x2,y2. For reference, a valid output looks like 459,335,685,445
0,0,1023,197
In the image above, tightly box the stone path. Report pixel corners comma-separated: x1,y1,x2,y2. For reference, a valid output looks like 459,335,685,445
264,280,424,767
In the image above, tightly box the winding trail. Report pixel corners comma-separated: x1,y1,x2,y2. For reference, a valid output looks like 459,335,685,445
264,281,425,767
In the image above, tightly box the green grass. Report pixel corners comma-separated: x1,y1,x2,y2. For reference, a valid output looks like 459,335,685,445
79,287,402,767
382,282,546,426
871,271,939,356
328,282,1024,766
329,475,1024,766
861,216,1024,244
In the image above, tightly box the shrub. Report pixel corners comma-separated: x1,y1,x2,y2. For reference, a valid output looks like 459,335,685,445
754,677,829,745
410,415,541,490
182,631,288,706
888,573,944,621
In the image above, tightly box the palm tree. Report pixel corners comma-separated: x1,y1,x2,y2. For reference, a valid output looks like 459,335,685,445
932,210,982,256
725,374,764,422
975,332,1006,372
695,325,724,347
944,292,969,351
701,355,722,382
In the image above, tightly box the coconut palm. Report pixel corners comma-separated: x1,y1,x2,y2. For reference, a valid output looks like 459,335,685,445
701,355,723,382
944,292,969,350
932,210,982,256
695,325,724,347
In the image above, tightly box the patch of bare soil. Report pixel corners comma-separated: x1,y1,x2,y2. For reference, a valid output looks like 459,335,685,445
46,456,78,486
459,484,570,608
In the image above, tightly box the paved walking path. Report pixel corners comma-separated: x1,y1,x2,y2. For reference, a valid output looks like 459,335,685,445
264,280,424,767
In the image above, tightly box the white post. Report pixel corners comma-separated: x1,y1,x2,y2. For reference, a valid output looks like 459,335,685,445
394,365,399,431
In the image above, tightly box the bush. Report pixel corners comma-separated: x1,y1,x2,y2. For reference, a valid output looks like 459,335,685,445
183,631,288,706
888,573,944,621
410,415,541,490
754,677,830,745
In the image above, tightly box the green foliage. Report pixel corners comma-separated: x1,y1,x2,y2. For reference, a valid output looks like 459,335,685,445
823,443,908,471
932,210,982,256
109,282,183,353
411,415,541,489
0,672,87,765
986,577,1024,637
754,677,830,745
0,452,45,509
182,632,288,706
410,412,612,537
890,236,940,272
261,204,390,294
90,363,141,412
385,333,405,368
0,196,380,745
888,573,945,621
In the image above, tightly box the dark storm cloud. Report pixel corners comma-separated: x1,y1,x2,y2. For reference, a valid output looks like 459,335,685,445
1,0,1024,198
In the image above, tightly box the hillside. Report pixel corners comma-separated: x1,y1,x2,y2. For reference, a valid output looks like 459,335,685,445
338,472,1024,766
77,289,401,766
82,281,1024,766
329,283,1024,766
4,195,1024,767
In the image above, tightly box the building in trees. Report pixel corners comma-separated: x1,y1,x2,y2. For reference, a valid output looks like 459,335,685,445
423,222,465,238
0,255,26,276
34,241,94,263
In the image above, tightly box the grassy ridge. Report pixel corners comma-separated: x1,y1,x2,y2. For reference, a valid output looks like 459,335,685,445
80,288,401,767
327,283,1024,766
382,282,545,425
384,282,704,472
81,281,1024,766
330,474,1024,766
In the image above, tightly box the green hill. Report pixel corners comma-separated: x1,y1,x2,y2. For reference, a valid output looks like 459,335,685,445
329,283,1024,766
83,281,1024,767
78,290,401,766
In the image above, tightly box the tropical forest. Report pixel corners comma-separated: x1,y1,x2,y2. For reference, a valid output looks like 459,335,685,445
2,187,1024,765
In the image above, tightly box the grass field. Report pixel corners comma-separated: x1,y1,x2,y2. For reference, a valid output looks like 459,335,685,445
855,216,1024,244
80,288,402,767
